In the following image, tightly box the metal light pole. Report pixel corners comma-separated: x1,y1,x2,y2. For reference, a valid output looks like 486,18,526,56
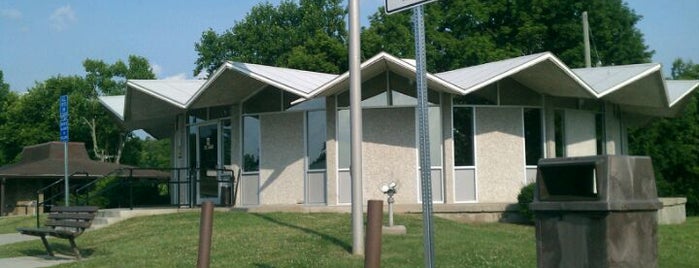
348,0,364,256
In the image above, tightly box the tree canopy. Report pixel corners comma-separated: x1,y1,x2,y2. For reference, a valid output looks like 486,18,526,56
630,58,699,215
0,56,160,167
194,0,347,76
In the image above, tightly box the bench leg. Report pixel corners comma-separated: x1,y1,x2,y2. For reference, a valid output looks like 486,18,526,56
39,235,54,257
68,238,82,260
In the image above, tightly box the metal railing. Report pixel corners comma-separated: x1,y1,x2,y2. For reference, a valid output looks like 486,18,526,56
34,167,240,227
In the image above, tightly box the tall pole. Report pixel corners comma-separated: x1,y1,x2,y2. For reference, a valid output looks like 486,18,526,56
348,0,364,256
583,11,591,68
64,142,69,206
413,5,435,268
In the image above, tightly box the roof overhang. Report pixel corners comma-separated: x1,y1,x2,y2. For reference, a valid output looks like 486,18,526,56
310,52,466,98
437,52,597,99
188,61,338,108
573,64,668,108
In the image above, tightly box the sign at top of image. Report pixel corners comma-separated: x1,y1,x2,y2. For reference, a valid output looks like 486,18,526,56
385,0,438,14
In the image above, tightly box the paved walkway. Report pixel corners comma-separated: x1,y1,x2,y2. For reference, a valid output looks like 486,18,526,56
0,233,78,267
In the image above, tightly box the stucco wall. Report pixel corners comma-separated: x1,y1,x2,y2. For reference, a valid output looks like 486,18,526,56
604,103,622,155
362,107,417,203
441,94,455,203
565,109,597,156
325,97,338,205
259,112,305,205
475,107,525,202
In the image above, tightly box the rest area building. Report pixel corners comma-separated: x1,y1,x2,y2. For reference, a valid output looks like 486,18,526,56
100,52,698,213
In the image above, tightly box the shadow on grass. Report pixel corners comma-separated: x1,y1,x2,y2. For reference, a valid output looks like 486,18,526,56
253,263,275,268
19,243,94,259
251,213,352,253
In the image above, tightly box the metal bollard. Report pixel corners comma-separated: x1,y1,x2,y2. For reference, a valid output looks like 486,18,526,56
365,200,383,268
197,201,214,268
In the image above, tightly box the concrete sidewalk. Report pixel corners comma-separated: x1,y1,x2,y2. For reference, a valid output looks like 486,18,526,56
0,233,78,267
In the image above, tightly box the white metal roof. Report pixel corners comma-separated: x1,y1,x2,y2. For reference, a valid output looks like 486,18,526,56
127,79,206,108
98,95,125,121
310,52,465,97
572,63,661,96
436,52,597,98
666,80,699,107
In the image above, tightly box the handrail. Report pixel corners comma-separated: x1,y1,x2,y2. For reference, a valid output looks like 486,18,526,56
35,171,89,227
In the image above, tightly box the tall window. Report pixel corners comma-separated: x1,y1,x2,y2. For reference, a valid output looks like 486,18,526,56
595,113,605,155
307,111,326,170
242,115,260,172
554,110,565,157
524,108,543,165
453,107,474,166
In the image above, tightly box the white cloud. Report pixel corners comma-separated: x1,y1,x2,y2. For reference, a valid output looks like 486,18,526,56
163,73,188,81
151,63,163,77
0,8,22,20
195,70,209,80
49,5,76,31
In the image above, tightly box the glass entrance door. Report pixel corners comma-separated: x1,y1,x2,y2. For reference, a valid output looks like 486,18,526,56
197,123,220,203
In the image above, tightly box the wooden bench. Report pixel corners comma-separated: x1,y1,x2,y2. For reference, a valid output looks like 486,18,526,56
16,206,99,259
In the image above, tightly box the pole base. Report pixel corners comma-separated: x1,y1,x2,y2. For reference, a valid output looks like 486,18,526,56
382,225,407,235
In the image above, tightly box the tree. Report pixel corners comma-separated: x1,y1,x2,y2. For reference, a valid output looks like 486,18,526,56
630,58,699,215
0,71,20,164
361,0,653,71
194,0,347,76
82,55,156,163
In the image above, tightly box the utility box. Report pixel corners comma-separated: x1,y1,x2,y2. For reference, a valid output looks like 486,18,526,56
530,155,662,268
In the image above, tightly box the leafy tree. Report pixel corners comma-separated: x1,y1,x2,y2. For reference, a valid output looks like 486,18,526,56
362,0,652,71
630,58,699,215
82,55,156,164
0,71,20,163
194,0,347,76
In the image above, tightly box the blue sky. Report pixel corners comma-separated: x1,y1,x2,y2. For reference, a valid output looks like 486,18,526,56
1,0,697,92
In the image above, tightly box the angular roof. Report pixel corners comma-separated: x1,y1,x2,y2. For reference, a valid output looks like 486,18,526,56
99,51,699,138
573,64,667,108
436,52,597,99
0,142,167,178
310,52,465,98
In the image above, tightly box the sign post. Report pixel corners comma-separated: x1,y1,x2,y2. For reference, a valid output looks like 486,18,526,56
59,95,69,206
385,1,437,267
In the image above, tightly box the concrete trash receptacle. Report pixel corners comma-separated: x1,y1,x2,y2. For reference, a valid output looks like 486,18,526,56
530,155,662,268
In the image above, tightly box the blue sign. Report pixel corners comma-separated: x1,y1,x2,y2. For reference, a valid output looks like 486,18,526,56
59,95,69,142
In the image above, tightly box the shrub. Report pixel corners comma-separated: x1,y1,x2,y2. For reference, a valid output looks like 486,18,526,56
517,183,536,223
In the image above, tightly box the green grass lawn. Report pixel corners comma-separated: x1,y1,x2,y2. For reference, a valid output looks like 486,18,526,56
0,213,696,267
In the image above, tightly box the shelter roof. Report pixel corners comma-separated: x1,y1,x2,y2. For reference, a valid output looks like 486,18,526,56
572,64,667,108
0,142,168,179
310,52,465,98
436,52,597,98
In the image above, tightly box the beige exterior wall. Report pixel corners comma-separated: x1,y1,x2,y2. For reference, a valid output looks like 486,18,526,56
325,97,338,205
604,103,622,155
565,109,597,156
441,94,455,203
259,112,305,205
475,107,526,202
362,107,417,204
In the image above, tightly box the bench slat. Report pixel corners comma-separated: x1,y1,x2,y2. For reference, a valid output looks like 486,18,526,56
50,206,99,213
49,213,96,221
45,219,92,229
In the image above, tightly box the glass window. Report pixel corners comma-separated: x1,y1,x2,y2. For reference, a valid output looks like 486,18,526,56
209,105,230,120
428,106,442,166
500,79,542,106
188,108,207,124
242,116,260,172
524,108,543,165
222,119,232,166
595,113,605,155
243,87,281,114
554,110,566,157
338,109,350,169
454,83,497,105
307,111,327,170
453,107,474,166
